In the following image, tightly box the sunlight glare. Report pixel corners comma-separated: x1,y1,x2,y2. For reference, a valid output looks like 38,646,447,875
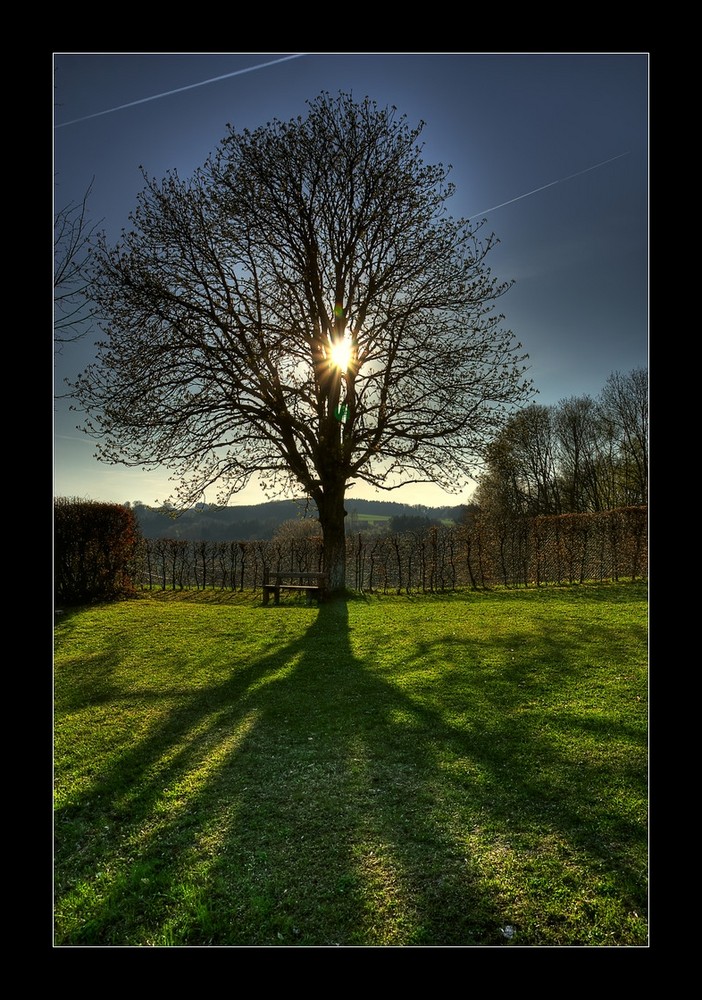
329,331,353,372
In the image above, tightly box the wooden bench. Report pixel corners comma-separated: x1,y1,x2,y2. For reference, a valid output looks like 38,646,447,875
262,571,327,605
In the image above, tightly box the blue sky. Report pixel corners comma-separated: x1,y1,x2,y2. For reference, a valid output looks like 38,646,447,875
53,52,648,509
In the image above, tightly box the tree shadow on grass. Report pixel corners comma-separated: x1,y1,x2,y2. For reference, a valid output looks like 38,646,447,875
204,598,512,946
398,627,647,895
54,593,647,947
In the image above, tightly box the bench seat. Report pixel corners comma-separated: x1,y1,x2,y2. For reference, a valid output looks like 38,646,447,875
262,572,328,605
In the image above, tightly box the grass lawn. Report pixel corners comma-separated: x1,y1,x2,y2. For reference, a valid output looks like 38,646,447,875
54,582,648,947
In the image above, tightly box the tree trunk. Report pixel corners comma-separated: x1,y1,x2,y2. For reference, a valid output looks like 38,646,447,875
317,486,348,594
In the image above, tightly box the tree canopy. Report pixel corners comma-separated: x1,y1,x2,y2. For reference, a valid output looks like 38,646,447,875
71,92,532,589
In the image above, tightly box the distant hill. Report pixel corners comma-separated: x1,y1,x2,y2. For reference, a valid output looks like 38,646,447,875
131,498,466,541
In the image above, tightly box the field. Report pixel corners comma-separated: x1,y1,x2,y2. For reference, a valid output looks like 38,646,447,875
54,583,648,947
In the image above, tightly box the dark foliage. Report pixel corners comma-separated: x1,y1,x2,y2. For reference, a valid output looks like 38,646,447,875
388,514,438,534
54,499,141,605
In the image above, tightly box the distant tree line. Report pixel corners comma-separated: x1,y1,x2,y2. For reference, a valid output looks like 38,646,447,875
476,369,647,519
129,498,459,542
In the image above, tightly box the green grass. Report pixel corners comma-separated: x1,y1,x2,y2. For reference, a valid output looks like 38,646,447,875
54,583,648,947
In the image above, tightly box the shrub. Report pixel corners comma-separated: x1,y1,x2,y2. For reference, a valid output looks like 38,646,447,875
54,498,141,605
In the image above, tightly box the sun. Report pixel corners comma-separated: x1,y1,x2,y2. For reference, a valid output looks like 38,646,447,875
329,331,353,372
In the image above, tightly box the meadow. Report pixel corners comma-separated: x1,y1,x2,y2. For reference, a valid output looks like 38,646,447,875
53,583,648,947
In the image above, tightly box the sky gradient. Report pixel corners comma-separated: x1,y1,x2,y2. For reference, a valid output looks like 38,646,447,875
53,52,648,509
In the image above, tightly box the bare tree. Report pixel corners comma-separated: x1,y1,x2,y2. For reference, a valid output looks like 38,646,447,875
69,93,532,591
476,404,560,518
554,395,607,512
477,371,648,520
54,180,101,346
599,368,648,505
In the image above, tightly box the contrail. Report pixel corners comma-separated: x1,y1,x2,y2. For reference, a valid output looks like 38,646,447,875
468,151,630,221
54,54,308,128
